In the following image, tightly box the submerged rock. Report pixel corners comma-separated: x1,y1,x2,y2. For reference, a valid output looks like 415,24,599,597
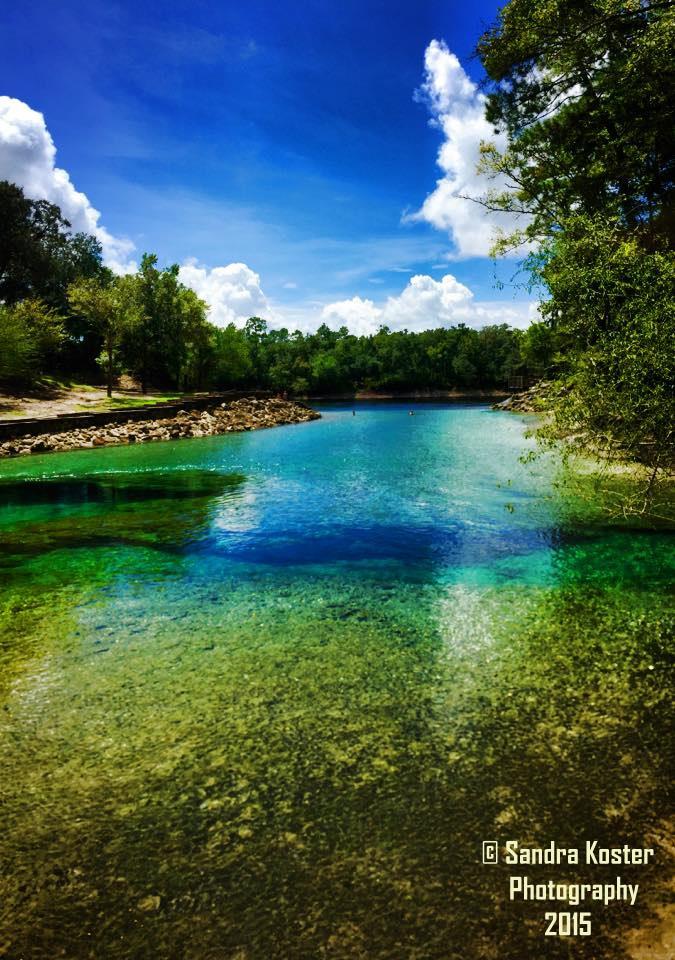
137,894,161,912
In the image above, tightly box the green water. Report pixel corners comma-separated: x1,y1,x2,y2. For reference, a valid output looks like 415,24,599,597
0,403,672,960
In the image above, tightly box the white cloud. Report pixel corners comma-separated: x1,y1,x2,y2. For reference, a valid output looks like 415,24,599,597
0,96,536,333
175,260,536,335
410,40,527,259
320,273,534,335
178,259,272,327
0,96,136,273
320,296,383,336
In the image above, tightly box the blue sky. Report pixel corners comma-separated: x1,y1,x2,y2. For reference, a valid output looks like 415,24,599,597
0,0,534,332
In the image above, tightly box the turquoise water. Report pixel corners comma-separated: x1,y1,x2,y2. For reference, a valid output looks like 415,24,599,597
0,403,673,959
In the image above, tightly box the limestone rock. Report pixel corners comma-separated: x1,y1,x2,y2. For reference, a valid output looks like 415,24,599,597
0,397,320,458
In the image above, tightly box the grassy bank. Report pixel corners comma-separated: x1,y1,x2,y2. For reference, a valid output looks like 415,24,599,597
0,381,198,421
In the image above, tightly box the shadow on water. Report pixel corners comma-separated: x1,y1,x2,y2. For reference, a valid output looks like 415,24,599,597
1,466,556,571
0,469,245,508
2,469,673,599
0,470,247,568
199,519,558,567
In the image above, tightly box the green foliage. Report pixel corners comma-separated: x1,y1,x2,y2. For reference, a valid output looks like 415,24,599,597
0,180,104,309
478,0,674,250
536,220,674,486
478,0,675,513
122,255,181,392
202,321,536,395
68,274,138,397
0,179,107,380
0,298,64,385
116,255,212,392
209,324,253,387
519,321,557,372
179,286,217,390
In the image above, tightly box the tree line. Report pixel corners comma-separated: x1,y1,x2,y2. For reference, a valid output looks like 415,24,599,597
0,179,550,396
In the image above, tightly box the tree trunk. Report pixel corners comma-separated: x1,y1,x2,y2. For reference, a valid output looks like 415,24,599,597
107,341,113,398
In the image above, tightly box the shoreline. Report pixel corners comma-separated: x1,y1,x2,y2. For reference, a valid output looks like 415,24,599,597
0,398,320,459
305,389,511,401
0,391,521,461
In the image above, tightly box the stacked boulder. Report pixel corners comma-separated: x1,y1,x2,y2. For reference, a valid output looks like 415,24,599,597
0,398,320,459
492,381,552,413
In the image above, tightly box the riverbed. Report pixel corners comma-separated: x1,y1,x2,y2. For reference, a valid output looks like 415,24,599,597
0,402,672,959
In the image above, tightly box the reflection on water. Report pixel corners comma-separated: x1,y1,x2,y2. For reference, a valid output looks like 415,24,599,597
0,404,673,959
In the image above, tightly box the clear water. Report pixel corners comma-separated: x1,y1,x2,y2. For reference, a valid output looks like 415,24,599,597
0,403,672,959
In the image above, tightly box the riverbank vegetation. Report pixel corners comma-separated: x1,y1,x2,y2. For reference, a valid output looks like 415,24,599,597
477,0,674,512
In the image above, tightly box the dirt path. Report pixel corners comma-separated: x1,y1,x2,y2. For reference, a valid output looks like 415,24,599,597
0,385,181,420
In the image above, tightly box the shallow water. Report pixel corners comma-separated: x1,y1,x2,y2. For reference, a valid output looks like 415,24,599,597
0,403,672,959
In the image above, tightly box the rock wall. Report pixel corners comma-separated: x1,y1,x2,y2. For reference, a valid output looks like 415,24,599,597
492,381,552,413
0,398,320,459
0,390,272,441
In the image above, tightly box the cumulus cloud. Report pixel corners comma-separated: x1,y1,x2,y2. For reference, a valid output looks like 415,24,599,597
320,296,383,336
175,262,535,335
321,273,533,335
410,40,527,259
178,259,272,327
0,96,136,273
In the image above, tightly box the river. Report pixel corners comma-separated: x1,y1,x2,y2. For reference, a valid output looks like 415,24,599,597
0,402,672,959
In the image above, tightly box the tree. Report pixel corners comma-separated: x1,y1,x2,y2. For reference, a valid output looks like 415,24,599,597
243,317,269,386
210,324,253,387
178,287,212,390
110,254,213,392
519,321,556,375
0,180,104,309
477,0,674,252
477,0,675,510
0,298,64,385
118,255,177,392
68,274,136,397
536,219,674,475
